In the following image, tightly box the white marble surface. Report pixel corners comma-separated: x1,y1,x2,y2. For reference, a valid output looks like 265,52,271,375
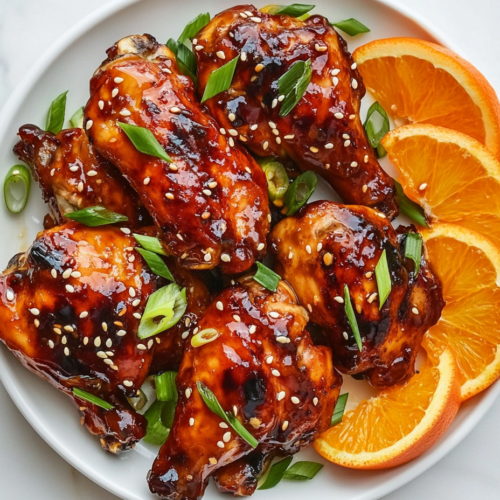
1,0,500,499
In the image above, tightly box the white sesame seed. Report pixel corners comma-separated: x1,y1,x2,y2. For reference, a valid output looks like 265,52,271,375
216,301,224,312
419,183,428,191
257,243,265,251
128,287,135,298
282,420,289,430
263,141,269,150
148,339,154,349
352,79,358,89
229,137,235,147
284,134,295,140
120,227,131,234
53,328,62,335
104,358,114,365
331,68,341,76
216,51,226,60
137,344,147,350
334,296,344,304
317,243,323,252
94,337,101,347
272,369,281,377
216,441,224,448
110,88,119,99
61,336,67,345
83,337,89,345
65,285,75,293
223,431,231,442
240,52,247,62
310,146,319,153
51,269,57,278
86,120,93,130
185,387,192,399
64,347,70,356
315,43,328,52
106,339,113,348
220,128,227,135
48,340,54,349
412,307,419,315
204,253,212,262
50,168,55,176
269,311,280,319
351,161,358,168
233,405,238,416
189,418,195,426
306,245,312,254
276,336,290,344
277,391,286,401
133,312,141,319
119,109,131,116
219,422,229,429
111,365,119,371
209,457,218,465
123,380,133,387
98,100,104,110
228,129,238,137
325,143,334,150
240,12,248,18
266,356,274,364
64,325,74,332
334,112,344,120
333,77,339,86
362,185,368,193
62,268,72,279
343,331,349,340
249,325,257,334
30,308,39,316
131,299,140,308
170,106,181,114
288,252,293,259
77,181,84,192
34,319,39,327
97,352,107,359
106,351,114,357
128,255,135,263
272,98,278,108
344,140,351,147
291,396,300,404
101,322,108,332
195,45,204,51
165,193,174,200
228,113,236,122
114,77,124,83
250,16,262,23
364,155,369,163
142,177,151,186
367,292,378,304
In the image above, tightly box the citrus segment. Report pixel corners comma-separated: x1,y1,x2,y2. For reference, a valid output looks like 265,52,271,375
353,37,500,157
313,348,460,469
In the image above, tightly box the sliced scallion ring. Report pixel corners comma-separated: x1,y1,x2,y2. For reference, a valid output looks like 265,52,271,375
155,371,178,402
4,165,31,214
283,170,317,216
191,328,220,348
127,389,148,411
253,262,281,293
364,102,390,158
258,157,289,206
143,399,175,445
404,232,422,275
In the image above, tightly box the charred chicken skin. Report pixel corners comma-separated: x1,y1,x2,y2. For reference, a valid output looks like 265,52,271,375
195,5,398,218
85,34,270,273
0,222,162,452
14,125,150,227
270,201,444,388
148,277,340,500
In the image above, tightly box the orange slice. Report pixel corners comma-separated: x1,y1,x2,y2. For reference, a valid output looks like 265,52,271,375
313,347,460,469
421,223,500,400
382,123,500,247
353,37,500,158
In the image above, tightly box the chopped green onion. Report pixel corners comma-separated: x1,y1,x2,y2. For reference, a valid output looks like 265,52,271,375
394,180,428,227
267,4,315,17
258,457,293,490
283,461,324,481
69,107,84,128
178,12,211,44
136,248,175,282
253,262,281,293
191,328,220,347
127,389,148,411
375,249,391,309
167,38,198,86
133,234,168,256
278,59,312,117
344,284,362,351
138,284,187,339
118,122,172,163
405,233,422,275
143,399,176,445
196,381,258,448
331,18,370,36
364,102,390,158
64,206,128,227
155,371,178,402
283,170,317,216
4,165,31,214
73,388,113,410
331,393,348,426
45,91,68,134
258,157,289,206
201,55,240,103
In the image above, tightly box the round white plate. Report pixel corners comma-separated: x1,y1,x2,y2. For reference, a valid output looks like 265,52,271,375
0,0,498,499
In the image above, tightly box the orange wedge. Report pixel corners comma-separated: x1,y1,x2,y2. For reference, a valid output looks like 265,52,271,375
313,347,460,469
382,123,500,247
421,223,500,400
353,37,500,158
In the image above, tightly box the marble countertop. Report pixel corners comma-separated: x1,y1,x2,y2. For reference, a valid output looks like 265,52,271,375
1,0,500,499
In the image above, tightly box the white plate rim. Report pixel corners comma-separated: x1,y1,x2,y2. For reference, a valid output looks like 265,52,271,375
0,1,498,499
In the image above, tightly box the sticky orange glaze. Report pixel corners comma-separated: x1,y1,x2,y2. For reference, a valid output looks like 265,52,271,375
85,34,270,273
195,5,398,218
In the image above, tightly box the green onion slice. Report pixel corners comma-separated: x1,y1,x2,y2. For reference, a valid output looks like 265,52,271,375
258,457,294,490
191,328,220,348
118,122,172,163
283,170,317,216
64,206,128,227
138,284,187,339
201,55,240,103
4,165,31,214
253,262,281,293
364,102,390,158
127,389,148,411
46,90,68,134
266,4,315,17
394,180,428,227
405,233,422,275
282,461,324,481
155,371,178,402
69,107,84,129
278,59,312,117
196,381,258,448
136,248,175,282
133,234,168,256
331,18,370,36
178,12,211,44
331,393,348,426
143,399,176,445
258,157,290,206
167,38,198,86
344,284,362,351
73,388,113,410
375,249,392,309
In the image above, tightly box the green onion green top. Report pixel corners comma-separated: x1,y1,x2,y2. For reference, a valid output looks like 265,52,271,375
69,107,84,129
201,55,240,103
394,180,428,227
133,234,168,256
65,206,128,227
178,12,211,43
4,165,31,214
405,232,422,275
253,262,281,293
277,59,312,117
364,101,390,158
73,388,113,410
46,91,68,135
282,461,324,481
283,171,317,216
136,248,175,282
118,122,172,163
155,371,178,402
143,399,176,445
258,457,293,489
344,284,363,351
375,249,392,309
331,392,348,426
267,4,315,17
167,38,198,86
331,18,370,36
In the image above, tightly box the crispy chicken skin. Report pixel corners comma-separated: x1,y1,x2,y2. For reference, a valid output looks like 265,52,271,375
14,125,150,227
148,277,340,500
270,201,444,388
0,222,164,452
85,34,270,273
195,5,398,218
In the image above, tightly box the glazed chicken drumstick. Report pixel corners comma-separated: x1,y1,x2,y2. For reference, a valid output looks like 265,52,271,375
195,5,398,218
148,277,341,500
270,201,444,388
85,34,270,273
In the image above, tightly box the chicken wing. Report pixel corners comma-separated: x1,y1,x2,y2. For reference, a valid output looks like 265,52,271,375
270,201,444,388
148,277,340,499
84,34,270,273
194,5,398,218
0,222,164,452
14,125,150,227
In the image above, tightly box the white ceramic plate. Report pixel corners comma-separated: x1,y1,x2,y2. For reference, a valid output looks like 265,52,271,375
0,0,499,499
